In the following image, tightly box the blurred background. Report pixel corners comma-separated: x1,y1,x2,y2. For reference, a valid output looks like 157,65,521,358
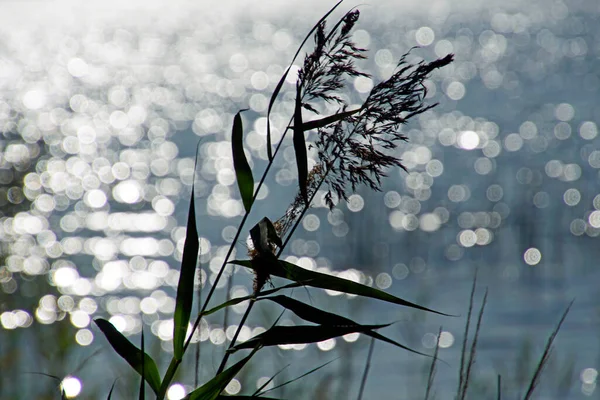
1,0,599,398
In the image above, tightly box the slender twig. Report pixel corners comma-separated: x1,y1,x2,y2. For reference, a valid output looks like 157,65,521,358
457,269,478,399
523,299,574,400
461,288,487,400
424,327,442,400
356,337,376,400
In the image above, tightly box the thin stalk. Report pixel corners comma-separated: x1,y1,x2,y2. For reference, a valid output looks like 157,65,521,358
356,337,376,400
497,375,501,400
424,327,442,400
523,300,573,400
216,297,256,374
460,288,488,400
457,269,478,399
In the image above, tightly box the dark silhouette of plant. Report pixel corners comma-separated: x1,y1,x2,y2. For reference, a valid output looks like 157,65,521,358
93,2,455,399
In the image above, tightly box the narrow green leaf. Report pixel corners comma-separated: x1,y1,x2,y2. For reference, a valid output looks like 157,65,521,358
231,110,254,212
265,0,345,160
263,295,431,357
293,83,308,205
230,259,451,316
183,348,259,400
296,107,362,132
232,323,389,352
173,183,200,359
139,329,145,400
94,319,161,394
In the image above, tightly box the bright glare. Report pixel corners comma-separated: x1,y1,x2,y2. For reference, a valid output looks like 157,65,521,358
61,376,82,398
458,131,479,150
167,383,186,400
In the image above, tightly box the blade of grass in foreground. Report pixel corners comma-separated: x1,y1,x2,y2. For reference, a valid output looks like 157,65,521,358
265,0,344,160
230,259,452,316
173,182,200,359
523,300,574,400
231,109,254,212
183,347,259,400
231,323,390,351
139,329,145,400
94,319,161,394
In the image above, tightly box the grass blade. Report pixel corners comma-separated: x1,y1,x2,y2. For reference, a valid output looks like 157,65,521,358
264,295,433,357
139,329,145,400
523,300,574,400
258,359,337,396
183,347,259,400
231,323,390,352
106,380,117,400
265,0,344,160
424,327,442,400
253,364,290,396
458,270,478,398
230,259,452,316
356,338,375,400
173,183,200,359
232,110,254,212
94,318,161,394
460,288,488,400
293,82,309,205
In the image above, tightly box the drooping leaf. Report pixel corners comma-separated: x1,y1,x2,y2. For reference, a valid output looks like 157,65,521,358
231,110,254,212
173,182,200,359
296,107,362,132
250,217,283,255
183,348,259,400
293,83,309,205
230,259,451,316
94,319,161,394
231,323,390,352
263,295,431,357
265,0,345,160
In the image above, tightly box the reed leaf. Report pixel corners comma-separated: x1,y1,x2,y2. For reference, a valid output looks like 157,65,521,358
263,295,431,357
297,107,362,132
293,83,309,205
173,184,199,359
231,110,254,212
231,323,390,351
230,259,450,316
94,319,161,394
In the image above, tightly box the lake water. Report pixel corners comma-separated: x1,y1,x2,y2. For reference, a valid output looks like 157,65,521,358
1,0,599,398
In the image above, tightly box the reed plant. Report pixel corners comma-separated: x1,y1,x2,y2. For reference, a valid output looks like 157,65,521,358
92,2,454,399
